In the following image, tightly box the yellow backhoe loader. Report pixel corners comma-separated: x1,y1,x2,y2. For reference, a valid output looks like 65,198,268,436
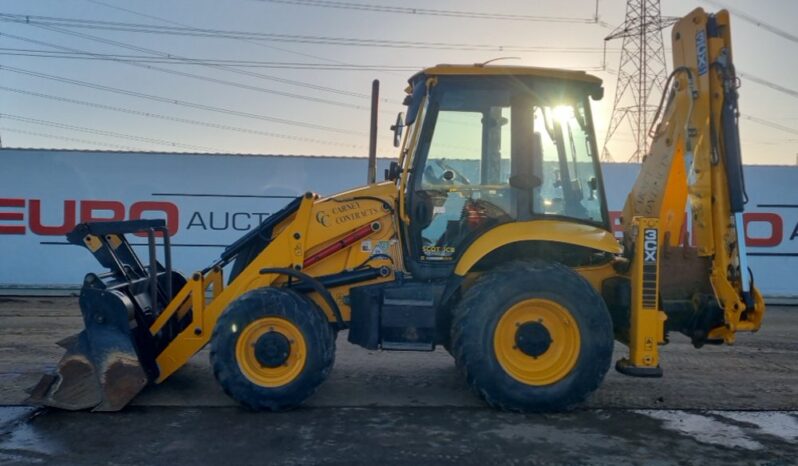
30,8,764,412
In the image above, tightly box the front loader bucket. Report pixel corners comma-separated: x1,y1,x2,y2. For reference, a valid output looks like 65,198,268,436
28,288,149,412
29,219,185,411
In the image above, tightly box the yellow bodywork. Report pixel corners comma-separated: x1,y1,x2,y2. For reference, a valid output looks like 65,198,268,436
150,183,400,382
454,220,621,276
416,64,602,85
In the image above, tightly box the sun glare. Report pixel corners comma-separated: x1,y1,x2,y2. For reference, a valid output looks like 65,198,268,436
553,105,575,126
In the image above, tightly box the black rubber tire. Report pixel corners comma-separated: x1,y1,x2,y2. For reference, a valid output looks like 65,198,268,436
210,287,335,411
450,260,613,412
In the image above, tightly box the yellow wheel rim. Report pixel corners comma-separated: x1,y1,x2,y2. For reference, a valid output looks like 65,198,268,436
235,317,306,388
493,298,581,386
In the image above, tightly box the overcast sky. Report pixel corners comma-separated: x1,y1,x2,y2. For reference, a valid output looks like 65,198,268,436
0,0,795,164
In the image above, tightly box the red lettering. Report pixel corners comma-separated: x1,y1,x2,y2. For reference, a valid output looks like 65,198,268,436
129,201,179,237
29,200,77,235
0,198,25,234
743,212,782,248
2,198,180,237
80,200,125,223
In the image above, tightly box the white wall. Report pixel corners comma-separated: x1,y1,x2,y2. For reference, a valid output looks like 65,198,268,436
1,149,796,296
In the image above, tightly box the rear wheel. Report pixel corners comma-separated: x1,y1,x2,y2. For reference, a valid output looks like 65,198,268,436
450,260,613,412
211,287,335,411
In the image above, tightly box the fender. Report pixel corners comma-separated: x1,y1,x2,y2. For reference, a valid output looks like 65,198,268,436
454,220,622,276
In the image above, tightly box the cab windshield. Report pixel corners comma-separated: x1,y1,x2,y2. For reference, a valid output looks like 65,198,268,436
408,76,607,261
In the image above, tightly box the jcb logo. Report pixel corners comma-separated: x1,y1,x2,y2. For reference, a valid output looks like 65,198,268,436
643,228,658,263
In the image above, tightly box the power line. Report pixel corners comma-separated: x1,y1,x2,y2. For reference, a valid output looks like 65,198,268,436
739,72,798,100
0,30,374,111
0,11,615,106
0,13,611,53
0,47,421,70
743,115,798,137
86,0,416,91
0,85,363,149
1,19,613,101
253,0,599,23
1,13,403,109
0,126,142,151
703,0,798,44
744,139,798,146
0,113,224,151
0,65,365,136
84,0,389,98
85,0,352,66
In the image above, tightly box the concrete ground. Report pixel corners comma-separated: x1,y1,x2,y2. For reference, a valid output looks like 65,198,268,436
0,297,796,464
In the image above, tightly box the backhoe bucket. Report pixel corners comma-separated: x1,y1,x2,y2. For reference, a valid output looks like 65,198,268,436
29,219,184,411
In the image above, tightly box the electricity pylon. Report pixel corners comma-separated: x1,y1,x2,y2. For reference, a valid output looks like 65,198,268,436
602,0,676,162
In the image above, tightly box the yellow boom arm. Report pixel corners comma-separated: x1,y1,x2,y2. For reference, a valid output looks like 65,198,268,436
618,8,765,373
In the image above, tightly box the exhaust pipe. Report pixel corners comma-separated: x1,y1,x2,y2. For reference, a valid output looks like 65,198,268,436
368,79,379,184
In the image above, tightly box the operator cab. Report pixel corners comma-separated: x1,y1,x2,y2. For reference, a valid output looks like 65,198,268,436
392,65,610,279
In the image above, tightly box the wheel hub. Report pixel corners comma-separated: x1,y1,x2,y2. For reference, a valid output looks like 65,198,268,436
514,321,552,357
254,331,291,368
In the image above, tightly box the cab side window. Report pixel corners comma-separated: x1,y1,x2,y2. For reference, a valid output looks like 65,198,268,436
416,104,513,262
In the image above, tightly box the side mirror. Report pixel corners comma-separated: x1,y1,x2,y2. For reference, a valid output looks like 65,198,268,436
391,112,405,148
385,161,402,181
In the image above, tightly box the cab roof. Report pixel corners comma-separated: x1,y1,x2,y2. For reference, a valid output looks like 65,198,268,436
411,64,603,87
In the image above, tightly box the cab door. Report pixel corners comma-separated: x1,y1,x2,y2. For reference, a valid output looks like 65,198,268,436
404,80,534,280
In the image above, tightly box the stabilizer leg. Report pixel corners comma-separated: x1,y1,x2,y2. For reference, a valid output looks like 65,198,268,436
616,217,667,377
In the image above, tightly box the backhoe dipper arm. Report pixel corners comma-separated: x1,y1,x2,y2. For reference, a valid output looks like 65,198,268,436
618,8,765,373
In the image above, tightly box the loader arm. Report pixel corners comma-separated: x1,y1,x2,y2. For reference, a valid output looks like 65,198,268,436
31,185,398,411
618,8,764,374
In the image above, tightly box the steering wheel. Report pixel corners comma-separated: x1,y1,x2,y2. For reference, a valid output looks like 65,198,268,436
434,159,471,185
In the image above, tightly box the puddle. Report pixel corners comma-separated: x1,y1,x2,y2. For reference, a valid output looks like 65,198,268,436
634,410,763,450
710,411,798,443
0,407,37,433
0,407,62,458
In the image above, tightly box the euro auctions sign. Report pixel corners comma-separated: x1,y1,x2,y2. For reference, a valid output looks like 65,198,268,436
1,149,796,297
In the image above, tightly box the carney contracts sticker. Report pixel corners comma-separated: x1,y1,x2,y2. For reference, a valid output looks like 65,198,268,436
315,201,379,227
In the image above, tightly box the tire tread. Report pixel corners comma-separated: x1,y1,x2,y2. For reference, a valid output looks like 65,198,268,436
450,260,613,412
210,288,335,411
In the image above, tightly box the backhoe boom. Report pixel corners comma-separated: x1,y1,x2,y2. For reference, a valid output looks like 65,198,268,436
619,8,764,375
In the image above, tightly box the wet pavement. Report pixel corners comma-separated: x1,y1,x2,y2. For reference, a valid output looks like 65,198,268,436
0,298,797,464
0,406,796,465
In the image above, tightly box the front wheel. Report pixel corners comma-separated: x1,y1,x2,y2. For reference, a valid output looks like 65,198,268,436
210,287,335,411
450,261,613,412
